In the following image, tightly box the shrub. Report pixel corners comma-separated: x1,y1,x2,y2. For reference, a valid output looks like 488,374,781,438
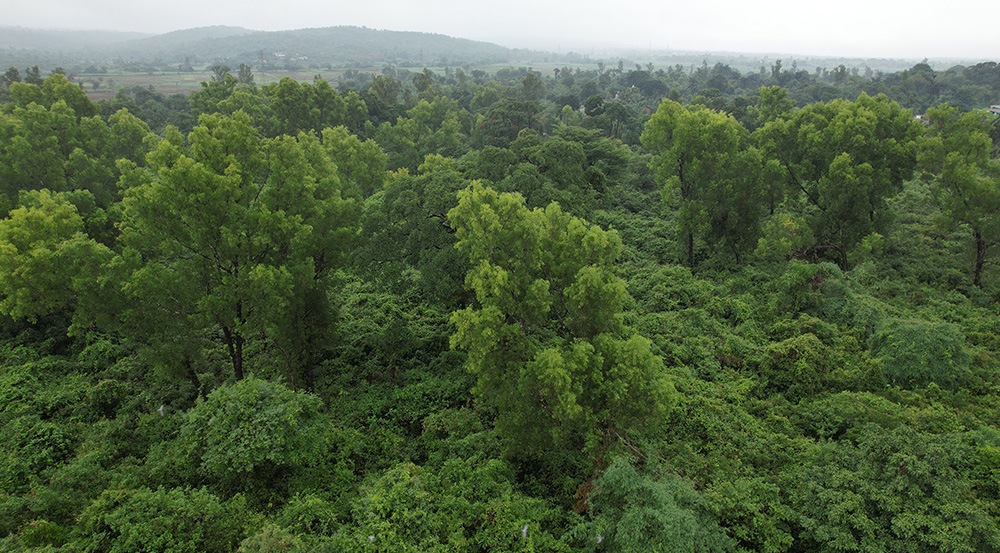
869,318,970,388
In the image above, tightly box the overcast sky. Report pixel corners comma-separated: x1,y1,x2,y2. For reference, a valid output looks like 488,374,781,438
6,0,995,59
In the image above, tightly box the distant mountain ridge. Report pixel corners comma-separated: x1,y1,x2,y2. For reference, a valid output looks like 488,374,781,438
117,26,255,48
0,25,514,67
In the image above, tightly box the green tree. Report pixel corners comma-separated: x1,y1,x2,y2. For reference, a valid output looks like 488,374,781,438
584,94,605,117
755,93,921,269
918,104,1000,287
334,458,568,552
356,155,470,307
117,112,360,381
0,190,113,328
521,70,545,102
643,99,767,266
754,86,793,129
412,68,436,100
375,96,465,171
210,63,232,82
448,182,674,456
236,63,255,86
23,65,43,86
262,77,348,137
868,318,971,389
473,99,539,149
321,125,387,198
1,67,19,88
188,74,238,117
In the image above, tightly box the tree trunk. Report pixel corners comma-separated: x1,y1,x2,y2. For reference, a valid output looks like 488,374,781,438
222,325,245,381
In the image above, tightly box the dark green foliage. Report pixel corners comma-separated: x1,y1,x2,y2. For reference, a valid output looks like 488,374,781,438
472,99,540,148
353,159,471,307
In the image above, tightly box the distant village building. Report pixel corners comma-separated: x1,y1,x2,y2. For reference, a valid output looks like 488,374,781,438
988,105,1000,116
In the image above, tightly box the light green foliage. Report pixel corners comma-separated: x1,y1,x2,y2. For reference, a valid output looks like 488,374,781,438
583,458,736,553
755,86,793,128
0,190,113,327
0,101,74,206
334,458,568,552
919,104,1000,287
755,92,921,268
449,182,674,455
216,85,271,131
5,73,95,121
179,378,325,499
237,524,306,553
559,104,581,125
74,486,249,553
869,318,971,389
118,111,360,379
0,76,145,216
643,99,766,265
375,96,466,171
321,125,387,197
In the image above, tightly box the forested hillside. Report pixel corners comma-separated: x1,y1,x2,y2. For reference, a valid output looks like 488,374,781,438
1,55,1000,552
0,26,514,69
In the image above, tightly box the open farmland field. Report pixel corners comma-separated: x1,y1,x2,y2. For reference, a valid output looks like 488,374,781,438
79,68,348,100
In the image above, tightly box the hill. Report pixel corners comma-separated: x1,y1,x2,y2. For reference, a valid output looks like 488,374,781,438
0,26,514,68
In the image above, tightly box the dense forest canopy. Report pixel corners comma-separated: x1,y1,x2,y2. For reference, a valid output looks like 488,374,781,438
2,37,1000,552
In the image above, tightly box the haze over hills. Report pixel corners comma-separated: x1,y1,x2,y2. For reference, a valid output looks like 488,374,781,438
0,26,515,67
0,25,988,75
114,25,254,49
0,27,152,51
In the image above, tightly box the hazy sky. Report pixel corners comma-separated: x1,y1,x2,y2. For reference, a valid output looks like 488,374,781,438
6,0,995,59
